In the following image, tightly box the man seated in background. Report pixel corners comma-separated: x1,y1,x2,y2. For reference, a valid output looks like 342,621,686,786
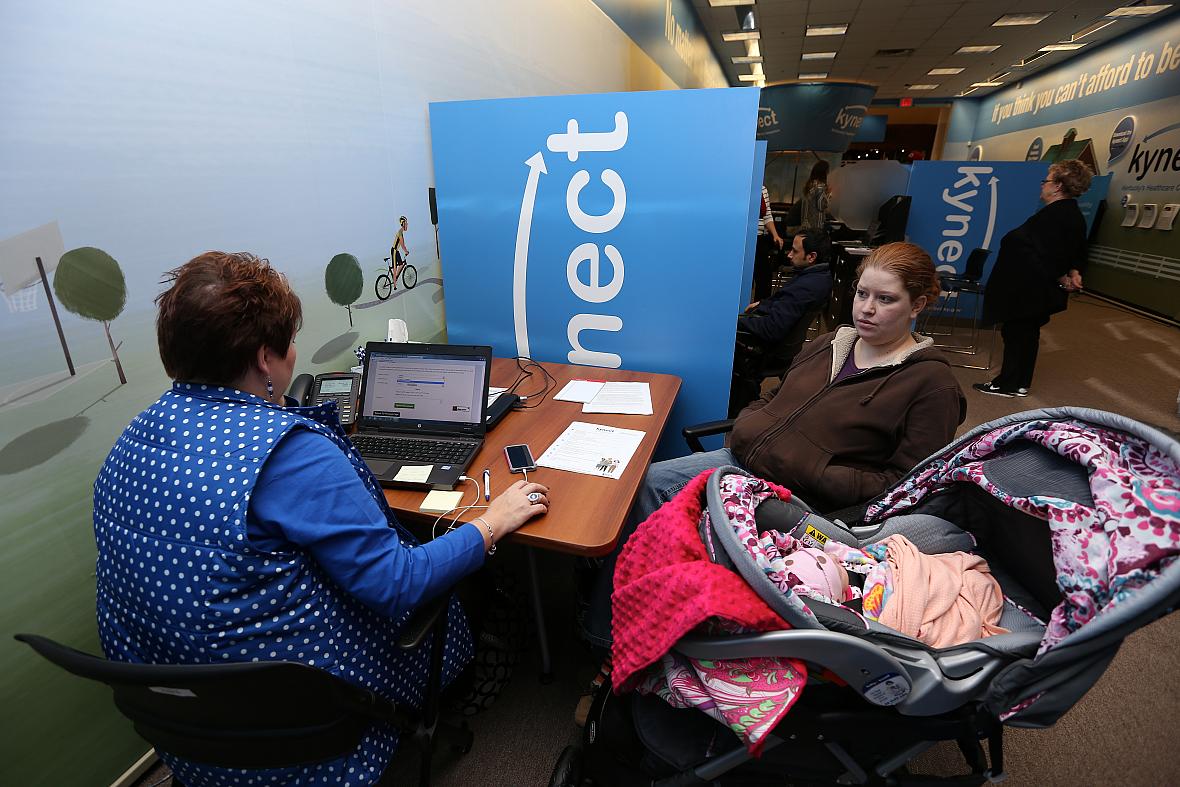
731,230,833,414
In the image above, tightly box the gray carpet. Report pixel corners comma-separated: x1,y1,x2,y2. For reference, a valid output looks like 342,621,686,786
136,294,1180,786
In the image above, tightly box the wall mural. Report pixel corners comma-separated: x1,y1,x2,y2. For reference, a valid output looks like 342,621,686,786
0,1,696,783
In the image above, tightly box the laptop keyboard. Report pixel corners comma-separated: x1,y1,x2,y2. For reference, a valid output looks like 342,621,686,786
350,434,476,465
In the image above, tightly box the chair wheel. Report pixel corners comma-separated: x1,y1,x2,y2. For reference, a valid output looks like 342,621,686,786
454,731,473,755
548,745,584,787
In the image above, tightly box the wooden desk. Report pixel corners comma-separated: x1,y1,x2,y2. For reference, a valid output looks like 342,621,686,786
383,358,681,557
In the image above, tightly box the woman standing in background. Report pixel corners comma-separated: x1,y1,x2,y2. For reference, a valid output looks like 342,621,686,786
801,160,831,233
975,159,1092,398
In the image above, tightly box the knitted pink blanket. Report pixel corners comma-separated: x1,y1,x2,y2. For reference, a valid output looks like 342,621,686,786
611,470,805,691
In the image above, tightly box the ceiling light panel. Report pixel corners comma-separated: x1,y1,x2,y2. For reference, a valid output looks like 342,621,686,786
806,24,848,36
1039,43,1086,51
993,13,1051,26
972,81,1006,87
801,51,837,60
732,56,764,64
928,67,965,75
799,72,829,79
738,74,762,81
956,45,1001,54
908,84,939,90
708,0,753,6
1106,5,1172,16
722,30,761,42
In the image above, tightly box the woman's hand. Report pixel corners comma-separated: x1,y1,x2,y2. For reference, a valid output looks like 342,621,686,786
476,480,550,548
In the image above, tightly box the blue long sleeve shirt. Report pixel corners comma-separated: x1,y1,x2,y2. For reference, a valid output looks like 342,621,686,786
246,429,485,619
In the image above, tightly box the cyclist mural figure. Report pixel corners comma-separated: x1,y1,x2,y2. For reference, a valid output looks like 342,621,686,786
376,215,417,299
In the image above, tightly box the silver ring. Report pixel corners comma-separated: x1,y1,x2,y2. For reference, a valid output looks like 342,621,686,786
528,492,542,503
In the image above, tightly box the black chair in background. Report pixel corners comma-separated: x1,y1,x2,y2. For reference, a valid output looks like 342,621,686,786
15,595,471,787
867,194,912,246
921,247,996,370
730,306,823,418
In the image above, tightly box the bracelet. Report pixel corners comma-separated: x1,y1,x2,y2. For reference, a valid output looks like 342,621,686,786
474,517,496,555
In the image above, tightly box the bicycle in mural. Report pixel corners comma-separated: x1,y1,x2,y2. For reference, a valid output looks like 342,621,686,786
374,215,417,299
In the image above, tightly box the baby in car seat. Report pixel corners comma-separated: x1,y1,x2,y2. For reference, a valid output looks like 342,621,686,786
784,537,1008,648
782,547,852,605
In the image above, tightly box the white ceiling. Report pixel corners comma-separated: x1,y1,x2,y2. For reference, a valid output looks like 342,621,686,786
690,0,1179,99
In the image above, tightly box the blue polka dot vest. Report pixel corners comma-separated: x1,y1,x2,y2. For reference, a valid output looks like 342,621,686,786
93,383,472,786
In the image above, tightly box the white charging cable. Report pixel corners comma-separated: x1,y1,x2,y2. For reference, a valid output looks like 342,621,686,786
432,475,488,539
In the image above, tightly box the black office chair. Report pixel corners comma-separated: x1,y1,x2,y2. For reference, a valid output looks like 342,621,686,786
730,306,823,417
922,248,996,370
15,595,471,786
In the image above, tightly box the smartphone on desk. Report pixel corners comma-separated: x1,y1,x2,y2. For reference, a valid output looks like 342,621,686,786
288,372,362,425
504,443,537,473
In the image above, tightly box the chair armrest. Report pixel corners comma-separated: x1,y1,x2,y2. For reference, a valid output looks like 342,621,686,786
398,593,451,651
683,419,735,453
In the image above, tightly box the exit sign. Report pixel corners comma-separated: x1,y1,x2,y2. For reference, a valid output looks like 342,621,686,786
899,97,913,107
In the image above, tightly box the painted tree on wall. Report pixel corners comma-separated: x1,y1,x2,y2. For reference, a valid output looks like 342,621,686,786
53,247,128,384
325,253,363,328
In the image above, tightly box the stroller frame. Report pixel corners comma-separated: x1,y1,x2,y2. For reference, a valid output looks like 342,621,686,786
557,407,1180,786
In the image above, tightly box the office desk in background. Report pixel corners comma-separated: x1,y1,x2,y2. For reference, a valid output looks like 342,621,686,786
382,358,682,557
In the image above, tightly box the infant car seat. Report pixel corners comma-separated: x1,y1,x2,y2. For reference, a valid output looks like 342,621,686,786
554,407,1180,786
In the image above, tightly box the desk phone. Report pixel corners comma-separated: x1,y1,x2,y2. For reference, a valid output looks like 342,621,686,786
290,372,362,425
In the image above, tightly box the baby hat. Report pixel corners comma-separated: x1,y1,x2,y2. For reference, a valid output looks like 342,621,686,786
784,546,849,603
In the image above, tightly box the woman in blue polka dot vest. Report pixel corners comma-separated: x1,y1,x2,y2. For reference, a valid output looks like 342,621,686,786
92,252,549,786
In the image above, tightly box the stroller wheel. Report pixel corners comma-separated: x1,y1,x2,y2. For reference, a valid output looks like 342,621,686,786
549,745,585,787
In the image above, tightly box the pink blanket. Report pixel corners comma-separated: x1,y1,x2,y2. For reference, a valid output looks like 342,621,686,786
611,470,806,693
875,535,1008,648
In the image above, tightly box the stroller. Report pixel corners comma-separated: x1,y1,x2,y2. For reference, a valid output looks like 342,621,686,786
551,407,1180,786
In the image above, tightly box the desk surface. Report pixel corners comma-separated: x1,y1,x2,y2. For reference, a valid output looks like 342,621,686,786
383,358,681,557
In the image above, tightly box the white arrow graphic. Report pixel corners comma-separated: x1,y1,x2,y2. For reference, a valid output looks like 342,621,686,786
981,176,999,250
513,152,547,358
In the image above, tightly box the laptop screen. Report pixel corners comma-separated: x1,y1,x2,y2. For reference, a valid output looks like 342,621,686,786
360,346,489,433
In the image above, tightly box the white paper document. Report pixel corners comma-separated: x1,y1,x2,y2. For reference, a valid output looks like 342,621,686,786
554,379,606,403
582,382,653,415
488,386,508,406
536,421,646,479
393,465,433,483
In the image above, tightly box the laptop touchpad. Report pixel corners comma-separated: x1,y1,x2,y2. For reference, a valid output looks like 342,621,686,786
366,459,396,476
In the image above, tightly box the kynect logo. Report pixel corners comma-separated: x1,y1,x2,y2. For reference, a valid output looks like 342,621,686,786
935,166,999,265
757,106,780,135
512,112,630,368
1125,121,1180,182
832,104,867,136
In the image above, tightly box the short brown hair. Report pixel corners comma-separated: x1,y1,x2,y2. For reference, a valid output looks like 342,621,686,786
857,242,940,307
156,252,302,384
1048,159,1093,198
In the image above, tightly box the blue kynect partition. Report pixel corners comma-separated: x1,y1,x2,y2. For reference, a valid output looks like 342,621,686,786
430,87,762,457
739,140,768,313
906,161,1109,280
905,161,1049,282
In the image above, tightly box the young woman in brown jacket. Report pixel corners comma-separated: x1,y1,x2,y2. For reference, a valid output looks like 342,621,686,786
725,241,965,512
580,243,966,651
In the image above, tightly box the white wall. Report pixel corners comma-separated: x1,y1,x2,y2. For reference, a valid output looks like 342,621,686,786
0,2,684,784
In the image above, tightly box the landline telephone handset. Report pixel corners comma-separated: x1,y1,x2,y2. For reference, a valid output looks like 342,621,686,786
288,372,363,425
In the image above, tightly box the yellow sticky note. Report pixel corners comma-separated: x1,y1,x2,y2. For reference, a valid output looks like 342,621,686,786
393,464,433,483
419,490,465,514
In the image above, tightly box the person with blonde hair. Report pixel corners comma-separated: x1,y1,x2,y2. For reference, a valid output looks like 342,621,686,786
976,159,1093,397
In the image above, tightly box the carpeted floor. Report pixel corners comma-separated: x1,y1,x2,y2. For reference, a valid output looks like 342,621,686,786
134,293,1180,786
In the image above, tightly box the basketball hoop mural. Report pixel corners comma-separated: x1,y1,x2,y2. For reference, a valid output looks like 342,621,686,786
53,247,129,385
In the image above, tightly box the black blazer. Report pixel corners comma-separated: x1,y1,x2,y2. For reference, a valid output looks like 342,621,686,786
982,199,1086,326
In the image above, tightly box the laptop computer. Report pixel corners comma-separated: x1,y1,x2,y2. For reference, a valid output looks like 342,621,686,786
349,342,491,490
